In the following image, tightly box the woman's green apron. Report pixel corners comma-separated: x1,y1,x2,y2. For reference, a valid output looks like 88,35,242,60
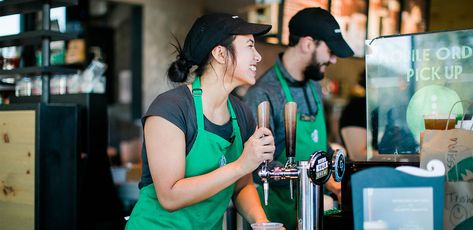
126,77,243,229
256,64,327,230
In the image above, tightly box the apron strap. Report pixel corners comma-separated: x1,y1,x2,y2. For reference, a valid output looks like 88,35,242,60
192,76,242,148
192,76,205,131
308,82,323,113
228,100,241,138
274,64,320,109
274,64,294,102
228,99,243,153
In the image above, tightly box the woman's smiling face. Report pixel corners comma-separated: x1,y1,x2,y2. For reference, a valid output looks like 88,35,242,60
229,34,262,86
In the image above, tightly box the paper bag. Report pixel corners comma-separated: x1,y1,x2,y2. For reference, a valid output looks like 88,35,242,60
420,128,473,230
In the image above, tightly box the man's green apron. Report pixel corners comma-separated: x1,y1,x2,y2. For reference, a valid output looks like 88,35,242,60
126,77,243,229
256,65,327,230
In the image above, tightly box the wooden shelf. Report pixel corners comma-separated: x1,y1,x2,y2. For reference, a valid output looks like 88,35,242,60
0,66,77,77
0,30,77,48
0,0,77,17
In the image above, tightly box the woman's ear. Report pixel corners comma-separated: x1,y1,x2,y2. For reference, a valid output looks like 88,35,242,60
210,45,227,64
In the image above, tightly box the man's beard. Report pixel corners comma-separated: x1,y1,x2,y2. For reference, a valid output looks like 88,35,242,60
303,64,324,81
303,50,328,81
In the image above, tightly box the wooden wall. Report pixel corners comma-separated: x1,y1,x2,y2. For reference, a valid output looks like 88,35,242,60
429,0,473,31
0,110,35,230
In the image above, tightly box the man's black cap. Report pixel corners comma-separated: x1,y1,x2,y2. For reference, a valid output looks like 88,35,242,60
289,7,354,58
183,14,272,65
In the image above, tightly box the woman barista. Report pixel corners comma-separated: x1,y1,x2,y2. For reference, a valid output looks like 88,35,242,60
126,14,276,229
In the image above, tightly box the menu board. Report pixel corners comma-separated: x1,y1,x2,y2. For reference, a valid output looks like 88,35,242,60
363,187,434,230
365,29,473,160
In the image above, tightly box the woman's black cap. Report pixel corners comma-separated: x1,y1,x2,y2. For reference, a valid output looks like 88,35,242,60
183,13,272,65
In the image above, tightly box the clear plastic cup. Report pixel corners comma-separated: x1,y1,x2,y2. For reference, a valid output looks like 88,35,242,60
250,222,283,230
456,120,473,130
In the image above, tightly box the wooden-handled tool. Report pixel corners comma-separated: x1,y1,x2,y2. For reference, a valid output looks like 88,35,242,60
257,101,270,205
257,101,270,129
284,102,297,199
284,102,297,159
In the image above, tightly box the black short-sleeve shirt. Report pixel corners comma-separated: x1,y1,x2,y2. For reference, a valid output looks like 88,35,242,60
338,96,367,156
139,85,256,188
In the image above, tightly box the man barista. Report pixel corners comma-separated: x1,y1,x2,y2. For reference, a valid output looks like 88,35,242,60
244,7,354,230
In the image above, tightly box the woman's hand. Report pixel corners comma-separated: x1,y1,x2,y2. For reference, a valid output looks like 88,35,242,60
236,127,275,174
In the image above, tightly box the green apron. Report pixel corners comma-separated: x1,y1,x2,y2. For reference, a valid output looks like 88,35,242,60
257,64,327,230
126,77,243,230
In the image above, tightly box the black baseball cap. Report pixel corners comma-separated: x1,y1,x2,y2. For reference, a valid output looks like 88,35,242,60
183,13,272,65
289,7,354,58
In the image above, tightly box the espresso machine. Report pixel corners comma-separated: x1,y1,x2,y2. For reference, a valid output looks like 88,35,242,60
257,101,345,230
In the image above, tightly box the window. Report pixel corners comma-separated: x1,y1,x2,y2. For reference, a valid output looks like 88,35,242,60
0,14,20,36
0,6,65,36
51,7,66,32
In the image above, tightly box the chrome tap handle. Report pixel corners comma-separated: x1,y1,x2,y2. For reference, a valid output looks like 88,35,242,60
289,180,294,199
257,101,271,205
285,157,296,199
263,180,269,206
258,163,270,206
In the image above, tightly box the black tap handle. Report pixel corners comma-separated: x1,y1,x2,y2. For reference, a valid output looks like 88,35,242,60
307,150,332,185
332,149,345,182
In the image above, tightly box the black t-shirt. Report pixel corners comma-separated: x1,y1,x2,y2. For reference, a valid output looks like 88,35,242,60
338,96,367,157
139,85,256,188
339,96,367,130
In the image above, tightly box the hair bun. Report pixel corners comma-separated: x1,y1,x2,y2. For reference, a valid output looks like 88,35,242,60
167,55,193,83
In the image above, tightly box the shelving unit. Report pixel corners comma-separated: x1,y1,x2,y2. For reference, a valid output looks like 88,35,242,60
0,103,80,230
1,2,126,229
0,0,77,17
0,1,82,230
8,93,126,230
0,30,77,47
0,66,77,77
0,0,78,103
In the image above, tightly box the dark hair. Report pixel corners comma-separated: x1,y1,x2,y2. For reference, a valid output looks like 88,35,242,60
167,36,192,83
288,33,301,47
288,34,321,47
358,70,366,89
167,35,237,83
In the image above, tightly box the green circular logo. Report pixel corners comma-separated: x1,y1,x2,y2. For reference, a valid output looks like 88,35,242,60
406,85,462,141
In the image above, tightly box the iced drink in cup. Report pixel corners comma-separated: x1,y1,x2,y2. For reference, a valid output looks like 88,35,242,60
423,113,456,130
251,222,283,230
